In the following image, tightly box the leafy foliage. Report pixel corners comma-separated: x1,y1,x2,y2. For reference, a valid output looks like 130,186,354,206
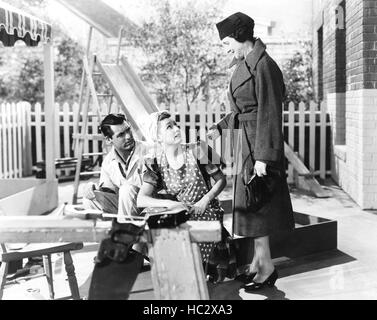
281,41,314,105
14,56,44,104
54,38,84,103
8,36,85,104
128,0,229,111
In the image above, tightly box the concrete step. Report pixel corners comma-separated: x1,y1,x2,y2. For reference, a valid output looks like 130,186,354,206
219,199,337,265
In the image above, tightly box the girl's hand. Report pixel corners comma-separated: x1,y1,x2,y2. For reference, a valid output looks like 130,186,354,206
191,195,210,215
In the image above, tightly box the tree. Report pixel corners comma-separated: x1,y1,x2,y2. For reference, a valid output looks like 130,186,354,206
54,38,83,103
14,56,44,104
129,0,229,111
10,36,85,104
281,41,314,105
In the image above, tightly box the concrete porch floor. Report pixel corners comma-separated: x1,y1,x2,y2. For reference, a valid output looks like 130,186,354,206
2,179,377,300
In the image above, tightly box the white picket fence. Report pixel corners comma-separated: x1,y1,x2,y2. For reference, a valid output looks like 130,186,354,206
0,101,331,181
0,102,32,179
170,101,330,182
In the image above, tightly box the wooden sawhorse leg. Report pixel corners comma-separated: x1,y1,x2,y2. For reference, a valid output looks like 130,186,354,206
43,255,54,300
0,261,9,300
63,251,80,300
148,228,209,300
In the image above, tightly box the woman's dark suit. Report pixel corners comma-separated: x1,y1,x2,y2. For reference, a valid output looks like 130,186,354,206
215,38,294,238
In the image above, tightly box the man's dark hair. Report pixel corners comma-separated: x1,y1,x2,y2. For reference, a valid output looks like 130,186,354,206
229,25,255,43
99,113,127,138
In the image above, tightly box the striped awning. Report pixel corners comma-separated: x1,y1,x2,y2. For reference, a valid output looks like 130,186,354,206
0,0,51,47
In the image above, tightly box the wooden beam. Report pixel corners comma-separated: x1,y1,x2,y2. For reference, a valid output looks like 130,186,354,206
0,180,58,216
43,42,56,182
149,228,209,300
0,217,221,244
284,142,330,198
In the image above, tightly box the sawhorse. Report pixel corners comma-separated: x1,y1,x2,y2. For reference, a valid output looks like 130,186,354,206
0,216,221,300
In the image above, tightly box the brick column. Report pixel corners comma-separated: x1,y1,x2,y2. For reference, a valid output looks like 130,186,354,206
343,0,377,208
313,0,377,208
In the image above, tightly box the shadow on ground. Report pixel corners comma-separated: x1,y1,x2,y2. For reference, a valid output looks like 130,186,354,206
208,249,355,300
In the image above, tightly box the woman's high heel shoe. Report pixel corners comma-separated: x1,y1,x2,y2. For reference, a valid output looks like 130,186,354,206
243,269,278,292
236,272,257,284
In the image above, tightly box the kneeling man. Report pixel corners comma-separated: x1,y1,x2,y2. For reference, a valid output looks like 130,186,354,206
83,113,150,222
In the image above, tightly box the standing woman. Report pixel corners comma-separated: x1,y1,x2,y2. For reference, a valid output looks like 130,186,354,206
207,12,295,291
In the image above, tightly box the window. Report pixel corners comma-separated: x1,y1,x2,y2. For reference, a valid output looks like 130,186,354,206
317,26,324,101
335,0,346,93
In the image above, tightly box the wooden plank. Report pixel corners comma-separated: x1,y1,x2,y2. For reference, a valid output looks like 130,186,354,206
199,106,206,144
73,55,96,204
54,103,61,161
0,217,108,243
214,108,222,155
17,103,23,178
189,104,196,143
63,103,70,158
298,102,305,161
148,228,207,300
92,111,99,172
0,243,8,300
83,54,102,120
73,26,92,156
72,133,104,141
72,102,79,156
11,104,18,178
288,102,295,184
0,180,59,216
23,103,33,176
35,103,43,163
44,43,56,182
6,103,13,178
284,142,330,198
0,217,221,244
207,106,214,150
0,104,4,179
63,102,71,176
222,123,233,175
191,242,210,298
180,104,187,143
309,101,316,171
0,179,41,199
320,101,327,179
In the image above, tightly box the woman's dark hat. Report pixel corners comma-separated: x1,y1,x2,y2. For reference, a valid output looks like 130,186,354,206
216,12,254,40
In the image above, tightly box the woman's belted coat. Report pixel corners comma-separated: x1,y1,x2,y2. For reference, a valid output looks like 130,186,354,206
215,38,294,238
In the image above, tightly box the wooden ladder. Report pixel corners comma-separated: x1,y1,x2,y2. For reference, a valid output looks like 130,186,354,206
71,26,125,204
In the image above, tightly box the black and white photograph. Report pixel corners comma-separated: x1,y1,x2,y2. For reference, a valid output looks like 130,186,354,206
0,0,376,306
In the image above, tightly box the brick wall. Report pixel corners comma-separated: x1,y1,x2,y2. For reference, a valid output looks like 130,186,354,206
346,0,364,91
313,0,366,98
313,0,377,209
336,1,346,92
363,0,377,89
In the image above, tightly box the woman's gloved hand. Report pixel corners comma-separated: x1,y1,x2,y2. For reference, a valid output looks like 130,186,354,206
207,128,221,141
254,161,267,177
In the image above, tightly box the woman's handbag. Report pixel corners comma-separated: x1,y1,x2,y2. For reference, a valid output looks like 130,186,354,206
241,125,283,211
245,166,282,211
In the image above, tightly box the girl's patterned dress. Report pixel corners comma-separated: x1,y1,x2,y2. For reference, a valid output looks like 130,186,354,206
143,142,236,281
